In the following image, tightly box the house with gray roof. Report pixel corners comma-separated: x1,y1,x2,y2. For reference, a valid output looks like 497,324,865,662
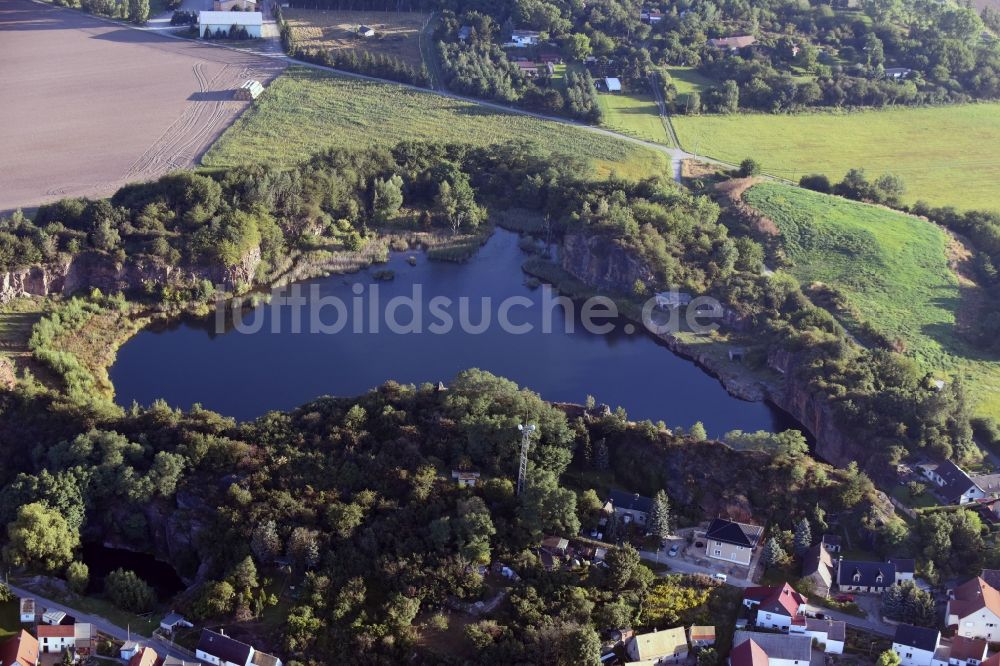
732,631,812,666
705,518,763,566
837,559,896,593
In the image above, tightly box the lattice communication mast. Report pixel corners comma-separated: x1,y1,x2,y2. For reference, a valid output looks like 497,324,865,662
517,423,536,496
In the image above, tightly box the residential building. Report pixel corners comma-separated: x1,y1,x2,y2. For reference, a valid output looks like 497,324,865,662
730,637,769,666
160,613,193,634
510,30,540,47
129,647,161,666
606,490,655,527
541,536,569,554
802,544,834,597
36,624,74,654
708,35,757,50
893,624,942,666
162,658,201,666
919,461,984,505
821,534,842,553
705,518,763,566
971,473,1000,498
791,618,845,654
451,470,480,488
732,631,812,666
746,583,807,632
625,627,689,664
120,641,143,661
890,558,916,583
689,625,716,648
197,11,263,39
946,577,1000,642
0,631,38,666
945,635,988,666
196,629,256,666
837,559,896,593
18,598,34,624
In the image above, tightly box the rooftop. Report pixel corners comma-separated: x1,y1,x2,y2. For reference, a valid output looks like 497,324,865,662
197,629,254,665
894,624,940,652
198,10,263,25
733,631,812,662
706,518,763,548
629,627,688,661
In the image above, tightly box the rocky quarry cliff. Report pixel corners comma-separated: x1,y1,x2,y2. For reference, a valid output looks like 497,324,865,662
559,231,869,469
0,248,261,303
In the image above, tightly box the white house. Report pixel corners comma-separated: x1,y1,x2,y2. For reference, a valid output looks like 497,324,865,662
36,624,74,654
742,584,807,632
160,612,193,634
40,610,65,626
509,30,540,47
919,461,985,505
893,624,942,666
946,577,1000,642
198,11,262,38
791,618,845,654
120,640,143,661
195,629,282,666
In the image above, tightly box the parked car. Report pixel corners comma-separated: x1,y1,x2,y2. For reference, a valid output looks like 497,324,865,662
668,545,679,557
712,573,728,583
835,594,855,603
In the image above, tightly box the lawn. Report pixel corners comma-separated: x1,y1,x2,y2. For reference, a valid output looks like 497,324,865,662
745,183,1000,417
665,66,717,104
672,104,1000,211
202,67,670,180
598,91,672,146
283,9,429,69
0,601,19,641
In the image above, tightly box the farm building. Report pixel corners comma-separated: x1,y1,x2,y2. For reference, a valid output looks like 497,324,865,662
357,25,375,37
198,11,262,38
234,80,264,100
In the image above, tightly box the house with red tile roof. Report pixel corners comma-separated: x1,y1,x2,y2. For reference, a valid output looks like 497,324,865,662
36,624,75,654
128,646,161,666
0,630,39,666
743,583,808,631
730,637,769,666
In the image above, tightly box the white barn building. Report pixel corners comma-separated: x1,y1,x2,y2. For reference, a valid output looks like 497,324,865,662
198,11,262,38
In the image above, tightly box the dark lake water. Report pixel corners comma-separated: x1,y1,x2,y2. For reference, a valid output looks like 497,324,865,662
110,229,796,436
81,542,185,599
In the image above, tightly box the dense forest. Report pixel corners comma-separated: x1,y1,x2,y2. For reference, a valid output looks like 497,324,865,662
287,0,1000,113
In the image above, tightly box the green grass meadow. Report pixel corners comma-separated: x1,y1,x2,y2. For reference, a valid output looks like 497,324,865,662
665,66,717,104
597,91,672,146
673,104,1000,211
203,67,670,181
746,183,1000,417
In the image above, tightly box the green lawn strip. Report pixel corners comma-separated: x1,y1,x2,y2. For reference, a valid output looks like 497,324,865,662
202,66,670,181
672,105,1000,211
598,90,672,146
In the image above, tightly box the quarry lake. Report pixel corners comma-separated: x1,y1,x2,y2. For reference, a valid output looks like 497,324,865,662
110,230,795,436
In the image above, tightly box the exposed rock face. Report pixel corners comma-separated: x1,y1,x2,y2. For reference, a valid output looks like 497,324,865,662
561,232,654,294
0,248,261,303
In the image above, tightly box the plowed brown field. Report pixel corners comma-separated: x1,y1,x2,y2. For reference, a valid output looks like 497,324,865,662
0,0,285,212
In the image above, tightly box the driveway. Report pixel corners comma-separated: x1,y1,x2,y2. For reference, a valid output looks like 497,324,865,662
802,600,895,637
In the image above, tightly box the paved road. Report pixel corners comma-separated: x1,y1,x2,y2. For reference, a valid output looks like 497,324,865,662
7,581,194,662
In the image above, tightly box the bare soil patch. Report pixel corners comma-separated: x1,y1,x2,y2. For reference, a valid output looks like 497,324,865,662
0,0,285,212
715,177,780,236
283,8,428,68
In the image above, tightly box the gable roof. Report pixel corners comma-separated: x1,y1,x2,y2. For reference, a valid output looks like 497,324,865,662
706,518,762,548
609,490,655,515
949,635,988,662
971,473,1000,494
128,647,161,666
837,559,896,587
629,627,688,660
733,631,811,662
893,624,940,652
888,558,915,574
758,583,807,617
806,618,846,641
37,624,75,637
949,577,1000,619
0,630,39,666
802,544,833,585
197,629,253,665
924,460,978,502
730,638,769,666
709,35,756,49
